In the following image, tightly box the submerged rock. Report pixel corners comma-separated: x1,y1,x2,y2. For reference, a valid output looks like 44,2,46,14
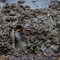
0,0,6,2
18,1,25,4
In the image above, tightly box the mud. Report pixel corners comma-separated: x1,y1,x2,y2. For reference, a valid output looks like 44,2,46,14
0,54,60,60
0,0,60,59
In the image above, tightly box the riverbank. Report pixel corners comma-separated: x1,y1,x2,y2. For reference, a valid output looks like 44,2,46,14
0,1,60,59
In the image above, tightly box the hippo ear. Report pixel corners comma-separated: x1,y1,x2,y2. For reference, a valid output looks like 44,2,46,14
10,29,15,41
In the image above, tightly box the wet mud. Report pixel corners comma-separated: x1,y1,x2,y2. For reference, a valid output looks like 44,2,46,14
0,54,60,60
0,1,60,60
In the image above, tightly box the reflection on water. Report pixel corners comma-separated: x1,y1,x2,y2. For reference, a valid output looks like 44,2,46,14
0,0,59,10
6,0,19,4
22,0,51,9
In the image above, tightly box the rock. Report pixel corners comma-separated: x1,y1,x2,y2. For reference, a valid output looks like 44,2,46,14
2,16,16,22
0,0,6,2
18,1,25,4
9,11,16,16
49,1,60,10
56,21,60,28
25,6,30,9
31,1,36,3
3,4,10,9
0,44,11,54
50,45,59,50
1,9,11,13
19,5,26,10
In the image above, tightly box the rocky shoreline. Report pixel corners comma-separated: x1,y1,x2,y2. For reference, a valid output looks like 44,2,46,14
0,1,60,59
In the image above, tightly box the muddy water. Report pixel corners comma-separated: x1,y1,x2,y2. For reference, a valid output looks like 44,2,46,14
0,0,58,10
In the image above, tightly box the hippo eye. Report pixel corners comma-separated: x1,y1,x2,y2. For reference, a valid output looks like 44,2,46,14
15,25,22,32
